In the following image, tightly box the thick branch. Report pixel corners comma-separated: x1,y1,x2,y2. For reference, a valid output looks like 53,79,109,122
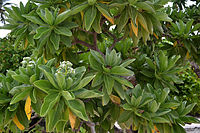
73,38,94,49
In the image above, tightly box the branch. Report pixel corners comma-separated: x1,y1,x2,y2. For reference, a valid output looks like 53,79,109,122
103,29,124,50
85,121,96,133
28,118,43,130
73,38,94,49
78,27,93,35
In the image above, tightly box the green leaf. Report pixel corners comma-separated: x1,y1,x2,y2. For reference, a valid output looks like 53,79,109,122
185,19,194,34
84,6,97,31
67,99,88,121
159,51,168,72
0,94,11,104
45,8,54,25
112,76,133,88
167,55,180,70
50,32,60,50
149,100,159,113
12,74,30,84
54,27,72,36
75,89,103,98
104,75,114,95
135,2,155,13
33,80,54,93
92,72,104,87
62,91,75,100
96,3,114,24
39,65,59,89
114,82,125,100
120,59,135,67
110,66,134,76
72,75,95,91
90,50,105,64
152,117,170,123
70,2,89,16
117,9,129,33
173,124,186,133
155,12,172,22
34,27,50,39
102,86,110,106
66,77,73,90
159,88,170,103
181,103,196,116
40,92,60,116
118,110,132,123
138,13,149,32
30,88,37,103
92,12,102,33
146,57,155,69
55,73,66,89
22,14,45,25
47,99,64,131
89,55,102,71
55,10,71,25
10,87,32,104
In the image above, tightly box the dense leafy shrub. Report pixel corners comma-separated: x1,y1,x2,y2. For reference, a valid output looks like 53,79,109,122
0,37,32,74
0,0,199,132
175,66,200,116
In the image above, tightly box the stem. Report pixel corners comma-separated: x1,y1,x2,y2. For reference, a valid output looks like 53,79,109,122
86,121,96,133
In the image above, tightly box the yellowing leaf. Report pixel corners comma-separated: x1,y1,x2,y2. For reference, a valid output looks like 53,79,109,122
173,41,177,47
102,13,114,25
152,125,160,133
153,32,159,39
68,108,76,129
62,48,67,61
131,19,138,37
66,2,70,8
13,115,25,130
138,13,149,32
99,1,111,4
43,56,48,63
186,51,190,59
110,94,121,105
24,38,28,50
59,7,66,14
80,11,84,21
25,96,32,120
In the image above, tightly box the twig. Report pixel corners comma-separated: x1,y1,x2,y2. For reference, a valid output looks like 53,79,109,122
76,121,84,133
31,114,39,120
103,29,124,50
85,121,96,133
29,118,43,130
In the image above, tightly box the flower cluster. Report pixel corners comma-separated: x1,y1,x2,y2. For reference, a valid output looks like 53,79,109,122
21,57,35,68
56,61,75,75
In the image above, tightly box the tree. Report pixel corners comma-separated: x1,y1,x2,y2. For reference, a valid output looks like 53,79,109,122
0,0,199,132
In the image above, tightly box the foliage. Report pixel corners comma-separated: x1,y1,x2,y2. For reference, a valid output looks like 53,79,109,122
0,37,32,74
175,66,200,116
0,0,199,132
